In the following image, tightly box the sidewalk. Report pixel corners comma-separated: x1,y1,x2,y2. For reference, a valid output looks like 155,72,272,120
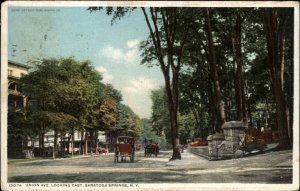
166,148,293,168
166,151,207,166
189,143,281,160
8,154,103,164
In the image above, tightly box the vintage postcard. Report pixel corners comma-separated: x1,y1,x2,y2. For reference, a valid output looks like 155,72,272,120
1,1,299,191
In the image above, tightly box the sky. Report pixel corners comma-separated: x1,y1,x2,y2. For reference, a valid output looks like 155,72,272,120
8,6,164,119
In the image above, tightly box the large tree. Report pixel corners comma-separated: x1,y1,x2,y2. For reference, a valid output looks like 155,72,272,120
89,7,196,160
140,8,196,160
203,8,226,131
262,8,293,149
19,58,104,157
99,85,118,132
88,7,294,153
231,12,248,123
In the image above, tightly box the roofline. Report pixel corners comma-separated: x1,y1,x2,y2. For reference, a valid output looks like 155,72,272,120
8,60,31,69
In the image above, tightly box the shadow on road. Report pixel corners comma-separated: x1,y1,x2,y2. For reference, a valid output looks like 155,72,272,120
8,168,292,183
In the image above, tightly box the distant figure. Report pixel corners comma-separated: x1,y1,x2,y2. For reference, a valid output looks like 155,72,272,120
148,140,157,149
145,140,159,157
97,146,108,155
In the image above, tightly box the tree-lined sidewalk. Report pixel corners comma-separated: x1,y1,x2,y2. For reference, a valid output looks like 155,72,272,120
88,7,294,161
9,58,141,158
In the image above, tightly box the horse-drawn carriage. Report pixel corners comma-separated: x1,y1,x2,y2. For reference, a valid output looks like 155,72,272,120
144,143,159,157
114,136,135,163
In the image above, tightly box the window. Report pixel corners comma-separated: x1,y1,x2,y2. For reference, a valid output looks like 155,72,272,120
20,73,25,77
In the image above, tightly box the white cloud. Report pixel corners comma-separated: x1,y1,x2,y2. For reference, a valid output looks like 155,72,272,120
124,49,138,63
123,77,155,95
121,77,155,118
100,39,140,64
127,39,140,48
96,66,114,83
123,93,152,119
100,46,124,62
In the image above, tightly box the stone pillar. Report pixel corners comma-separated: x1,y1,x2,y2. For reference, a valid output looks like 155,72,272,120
207,133,225,160
221,121,247,157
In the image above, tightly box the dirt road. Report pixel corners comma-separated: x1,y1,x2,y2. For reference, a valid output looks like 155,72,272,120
7,150,293,183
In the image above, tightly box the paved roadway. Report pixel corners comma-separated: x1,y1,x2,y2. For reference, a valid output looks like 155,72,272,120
7,150,293,183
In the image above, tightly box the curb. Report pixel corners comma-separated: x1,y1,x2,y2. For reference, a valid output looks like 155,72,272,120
8,154,102,164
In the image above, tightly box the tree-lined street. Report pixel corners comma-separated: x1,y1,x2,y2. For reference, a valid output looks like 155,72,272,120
3,2,298,190
8,149,292,183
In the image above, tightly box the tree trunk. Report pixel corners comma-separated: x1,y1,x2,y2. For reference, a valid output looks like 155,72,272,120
71,127,74,157
224,77,233,121
232,14,248,124
39,123,45,157
80,130,84,155
41,133,45,157
39,133,42,148
141,7,184,160
244,79,253,128
89,130,94,156
61,134,65,157
199,105,205,140
208,80,217,133
53,129,57,159
84,130,88,155
67,133,71,154
203,8,226,131
95,131,99,148
108,131,113,152
164,73,181,160
263,8,291,150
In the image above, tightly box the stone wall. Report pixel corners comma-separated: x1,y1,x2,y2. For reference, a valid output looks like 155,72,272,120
188,146,209,159
207,121,246,160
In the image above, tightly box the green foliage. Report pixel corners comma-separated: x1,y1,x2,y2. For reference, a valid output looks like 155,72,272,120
17,57,104,142
150,87,170,136
90,7,294,148
140,118,167,149
88,7,136,25
178,113,196,144
8,109,38,141
19,58,103,116
150,86,208,144
111,103,141,137
14,56,143,155
99,97,117,129
31,111,78,131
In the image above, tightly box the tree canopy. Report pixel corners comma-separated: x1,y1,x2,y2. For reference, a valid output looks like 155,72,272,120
89,7,294,155
11,57,142,157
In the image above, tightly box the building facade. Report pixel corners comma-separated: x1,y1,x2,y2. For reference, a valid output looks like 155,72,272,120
7,60,30,158
8,60,30,110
